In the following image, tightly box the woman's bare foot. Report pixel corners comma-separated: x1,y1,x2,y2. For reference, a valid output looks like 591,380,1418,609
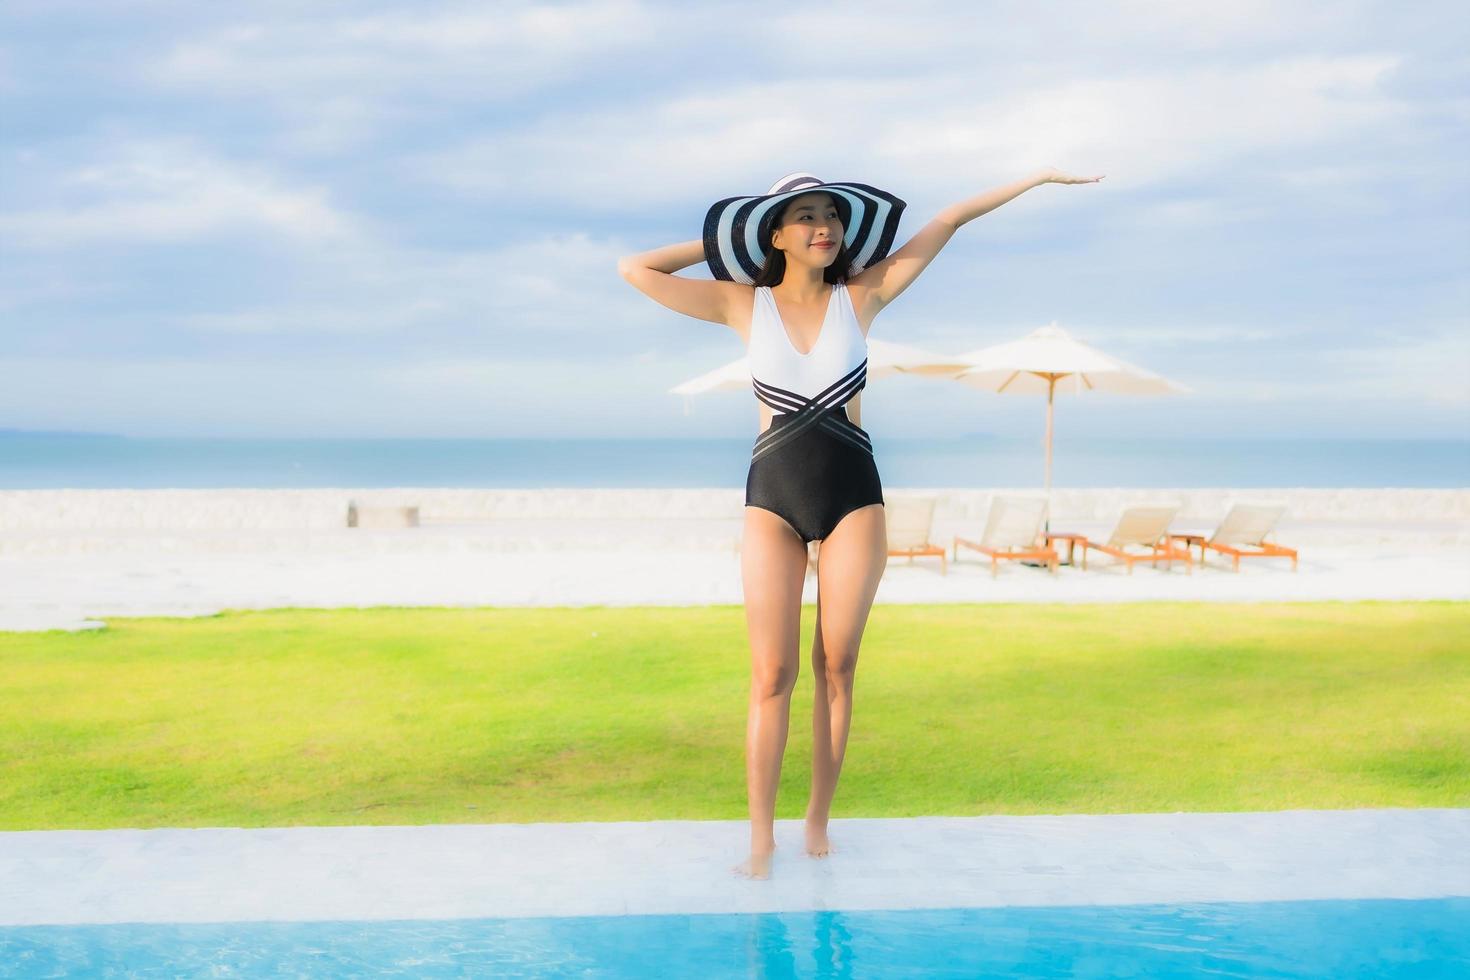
804,819,833,858
732,846,775,879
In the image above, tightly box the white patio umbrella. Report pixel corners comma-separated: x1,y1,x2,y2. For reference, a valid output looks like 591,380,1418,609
670,338,970,414
952,321,1190,523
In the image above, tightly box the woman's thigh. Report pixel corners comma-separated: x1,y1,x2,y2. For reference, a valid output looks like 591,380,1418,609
814,504,887,674
741,505,811,693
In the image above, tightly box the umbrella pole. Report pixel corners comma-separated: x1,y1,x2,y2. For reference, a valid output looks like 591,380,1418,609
1044,375,1055,536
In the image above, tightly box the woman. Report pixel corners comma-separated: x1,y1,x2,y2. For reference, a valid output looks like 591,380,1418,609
618,166,1103,880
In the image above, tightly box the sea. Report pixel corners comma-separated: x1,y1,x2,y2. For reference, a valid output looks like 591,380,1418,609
1,432,1466,489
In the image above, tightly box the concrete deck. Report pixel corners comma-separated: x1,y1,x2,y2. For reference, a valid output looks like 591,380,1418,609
2,809,1466,926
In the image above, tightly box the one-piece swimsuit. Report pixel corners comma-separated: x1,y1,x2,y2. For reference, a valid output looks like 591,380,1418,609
744,283,884,544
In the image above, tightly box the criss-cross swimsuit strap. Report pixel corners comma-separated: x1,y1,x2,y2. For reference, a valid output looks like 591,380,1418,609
750,358,871,463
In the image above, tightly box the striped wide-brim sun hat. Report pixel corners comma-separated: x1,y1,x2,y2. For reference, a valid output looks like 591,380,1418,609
703,172,906,284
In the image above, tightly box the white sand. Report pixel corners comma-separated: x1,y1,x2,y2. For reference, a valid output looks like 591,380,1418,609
1,488,1466,631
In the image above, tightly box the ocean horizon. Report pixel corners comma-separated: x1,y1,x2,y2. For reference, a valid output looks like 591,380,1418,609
1,432,1466,490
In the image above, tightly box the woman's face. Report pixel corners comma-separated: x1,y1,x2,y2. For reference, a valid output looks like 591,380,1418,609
770,192,843,270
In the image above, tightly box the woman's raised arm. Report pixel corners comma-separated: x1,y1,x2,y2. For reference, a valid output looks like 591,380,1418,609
850,167,1105,314
618,239,746,328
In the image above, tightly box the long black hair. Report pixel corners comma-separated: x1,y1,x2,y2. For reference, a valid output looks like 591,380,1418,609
751,193,853,287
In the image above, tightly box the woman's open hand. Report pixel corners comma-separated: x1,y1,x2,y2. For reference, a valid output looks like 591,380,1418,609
1033,167,1105,186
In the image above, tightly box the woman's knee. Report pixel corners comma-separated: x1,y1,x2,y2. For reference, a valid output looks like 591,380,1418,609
821,648,858,690
751,659,799,701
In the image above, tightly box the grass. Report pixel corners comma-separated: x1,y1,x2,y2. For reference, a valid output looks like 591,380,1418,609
1,602,1466,830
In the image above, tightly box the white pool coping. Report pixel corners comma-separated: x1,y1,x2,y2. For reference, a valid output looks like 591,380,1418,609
1,809,1466,926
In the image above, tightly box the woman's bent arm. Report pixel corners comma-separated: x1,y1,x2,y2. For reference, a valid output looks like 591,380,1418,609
620,239,705,275
618,239,742,326
853,167,1104,312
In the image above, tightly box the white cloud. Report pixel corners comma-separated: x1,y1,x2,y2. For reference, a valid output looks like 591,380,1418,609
765,0,1375,62
861,53,1406,192
1054,324,1283,347
149,2,650,93
138,0,655,151
165,229,647,349
1188,325,1470,405
1326,326,1470,406
124,1,661,151
1,0,1463,439
0,350,692,437
409,53,1411,216
176,300,450,337
0,137,358,247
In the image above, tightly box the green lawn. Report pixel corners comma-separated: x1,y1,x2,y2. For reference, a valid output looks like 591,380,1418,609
1,602,1466,830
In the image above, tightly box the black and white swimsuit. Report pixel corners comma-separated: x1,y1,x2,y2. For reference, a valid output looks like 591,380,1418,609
744,282,884,543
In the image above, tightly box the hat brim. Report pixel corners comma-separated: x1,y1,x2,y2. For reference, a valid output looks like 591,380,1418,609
703,181,906,284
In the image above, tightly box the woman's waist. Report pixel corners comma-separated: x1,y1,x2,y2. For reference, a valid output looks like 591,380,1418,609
756,405,870,438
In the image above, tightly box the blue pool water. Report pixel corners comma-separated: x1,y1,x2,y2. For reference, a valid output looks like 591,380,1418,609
2,898,1467,978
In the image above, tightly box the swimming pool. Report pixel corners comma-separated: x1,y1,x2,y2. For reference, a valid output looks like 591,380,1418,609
3,811,1466,977
3,898,1467,977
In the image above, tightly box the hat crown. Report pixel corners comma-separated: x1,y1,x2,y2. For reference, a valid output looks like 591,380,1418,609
765,172,824,196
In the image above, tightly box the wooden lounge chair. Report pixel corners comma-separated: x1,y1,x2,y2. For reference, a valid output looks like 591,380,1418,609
886,495,947,575
953,496,1058,577
1076,504,1192,574
1170,502,1298,572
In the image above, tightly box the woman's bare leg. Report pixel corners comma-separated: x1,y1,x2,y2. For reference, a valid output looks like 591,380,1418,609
806,503,887,857
733,505,810,880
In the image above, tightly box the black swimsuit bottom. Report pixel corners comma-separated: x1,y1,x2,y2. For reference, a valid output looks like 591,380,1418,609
745,405,884,545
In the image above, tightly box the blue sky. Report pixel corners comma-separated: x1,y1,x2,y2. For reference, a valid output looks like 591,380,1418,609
1,0,1466,441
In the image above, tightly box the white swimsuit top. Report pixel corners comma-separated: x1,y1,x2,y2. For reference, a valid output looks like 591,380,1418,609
748,284,867,410
747,283,872,462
